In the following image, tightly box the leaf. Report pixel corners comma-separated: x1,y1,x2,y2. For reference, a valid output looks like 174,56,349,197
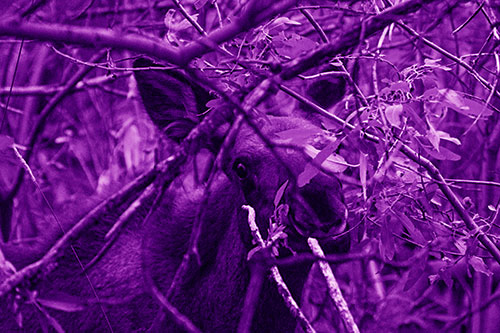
267,17,301,33
297,163,320,188
416,135,461,161
385,104,403,127
403,255,427,291
0,244,16,276
399,213,425,244
164,9,199,32
298,140,342,187
274,180,289,207
454,238,467,255
379,216,395,261
435,262,454,288
469,256,493,276
390,81,411,92
426,119,440,152
247,246,262,261
424,145,461,161
360,153,367,201
435,89,493,117
273,32,317,58
34,302,66,333
440,89,468,113
303,144,347,174
272,204,289,228
275,127,319,145
37,295,86,312
206,98,225,109
461,95,493,116
421,87,440,101
435,130,461,145
404,104,427,134
194,0,209,10
423,58,452,71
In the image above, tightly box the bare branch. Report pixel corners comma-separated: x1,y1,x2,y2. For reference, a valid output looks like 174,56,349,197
0,0,297,67
308,238,359,333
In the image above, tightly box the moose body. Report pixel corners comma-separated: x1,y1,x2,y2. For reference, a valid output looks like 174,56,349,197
0,59,347,332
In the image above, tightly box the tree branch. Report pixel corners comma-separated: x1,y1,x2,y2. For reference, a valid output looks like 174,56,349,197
280,0,438,80
0,0,297,67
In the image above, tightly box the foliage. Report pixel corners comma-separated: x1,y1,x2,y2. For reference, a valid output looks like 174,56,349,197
0,0,500,332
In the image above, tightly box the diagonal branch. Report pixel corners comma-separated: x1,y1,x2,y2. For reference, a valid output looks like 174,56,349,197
280,0,438,80
7,50,106,201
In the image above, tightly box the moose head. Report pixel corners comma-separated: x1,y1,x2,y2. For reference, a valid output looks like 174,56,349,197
134,58,348,331
0,58,348,332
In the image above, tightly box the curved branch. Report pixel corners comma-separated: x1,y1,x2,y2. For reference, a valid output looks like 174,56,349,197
0,0,297,67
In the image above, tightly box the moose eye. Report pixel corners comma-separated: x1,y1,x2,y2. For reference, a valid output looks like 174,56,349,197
233,161,249,179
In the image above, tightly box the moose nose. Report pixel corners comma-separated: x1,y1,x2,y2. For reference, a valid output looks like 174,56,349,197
297,183,346,238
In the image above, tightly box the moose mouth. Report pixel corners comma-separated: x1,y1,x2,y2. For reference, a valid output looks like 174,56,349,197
265,201,349,256
272,197,347,242
273,182,347,240
288,207,347,240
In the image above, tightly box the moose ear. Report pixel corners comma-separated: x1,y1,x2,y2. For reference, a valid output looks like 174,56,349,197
133,58,213,142
305,76,346,109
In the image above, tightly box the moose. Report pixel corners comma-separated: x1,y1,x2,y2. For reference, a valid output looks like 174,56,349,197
0,58,348,332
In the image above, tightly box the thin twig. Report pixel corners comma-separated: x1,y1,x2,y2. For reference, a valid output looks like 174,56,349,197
8,50,106,201
397,22,500,98
242,205,316,333
0,72,131,96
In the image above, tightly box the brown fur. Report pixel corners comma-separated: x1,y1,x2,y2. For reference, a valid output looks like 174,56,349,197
0,59,348,332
